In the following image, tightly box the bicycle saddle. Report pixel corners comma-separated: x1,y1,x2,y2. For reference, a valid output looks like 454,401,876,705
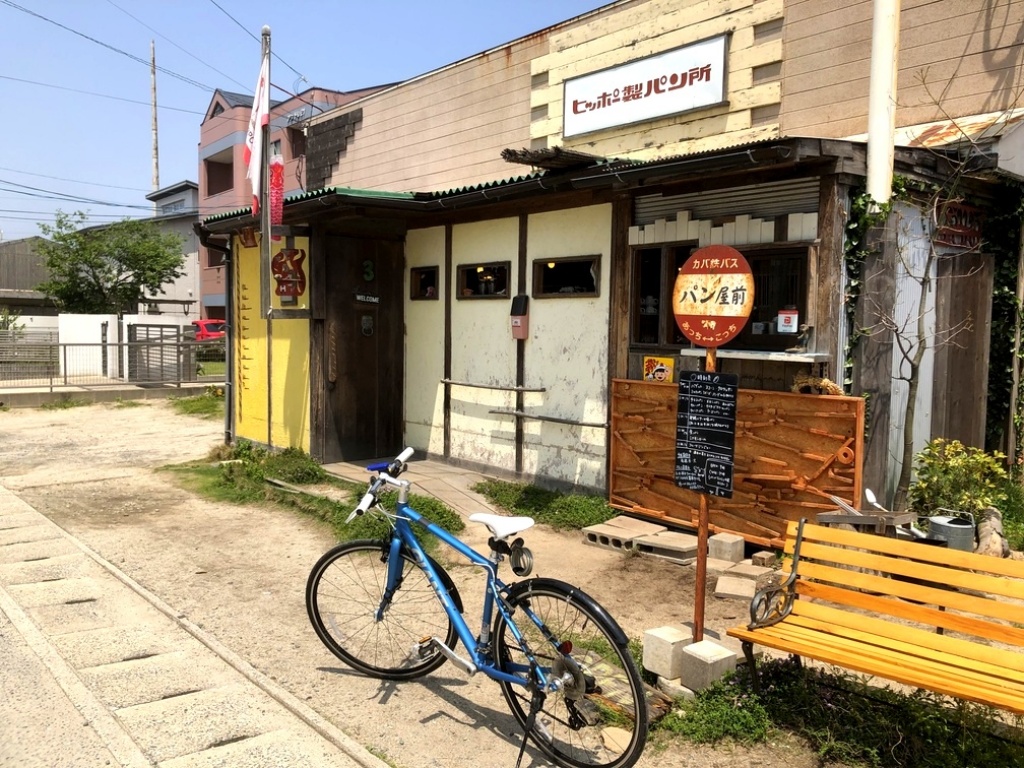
469,513,535,540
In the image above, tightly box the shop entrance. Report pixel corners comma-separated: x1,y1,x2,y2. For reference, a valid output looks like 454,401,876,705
323,235,404,461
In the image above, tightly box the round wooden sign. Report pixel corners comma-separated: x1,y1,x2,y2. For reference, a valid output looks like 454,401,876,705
672,245,754,348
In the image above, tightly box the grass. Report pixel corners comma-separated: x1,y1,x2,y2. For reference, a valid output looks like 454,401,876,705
168,387,226,419
165,440,463,556
40,397,89,410
198,360,226,377
472,478,619,530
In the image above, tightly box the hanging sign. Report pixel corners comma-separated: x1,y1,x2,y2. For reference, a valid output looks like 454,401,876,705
672,244,754,348
675,371,739,498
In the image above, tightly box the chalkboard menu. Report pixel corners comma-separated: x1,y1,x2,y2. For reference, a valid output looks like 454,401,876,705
675,372,739,498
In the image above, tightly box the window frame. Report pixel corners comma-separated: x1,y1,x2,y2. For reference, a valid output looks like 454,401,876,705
456,261,511,300
531,255,601,298
410,266,440,301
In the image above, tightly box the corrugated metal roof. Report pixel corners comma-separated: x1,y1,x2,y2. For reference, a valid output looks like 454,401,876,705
843,108,1024,148
635,177,821,224
203,186,416,223
420,170,548,198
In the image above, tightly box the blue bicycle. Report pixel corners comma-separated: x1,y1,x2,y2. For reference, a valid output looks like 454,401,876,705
306,448,649,768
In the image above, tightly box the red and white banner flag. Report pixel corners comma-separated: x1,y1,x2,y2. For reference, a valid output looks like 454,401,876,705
243,50,270,216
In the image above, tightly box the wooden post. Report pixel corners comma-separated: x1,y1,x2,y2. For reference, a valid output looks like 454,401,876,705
692,347,716,643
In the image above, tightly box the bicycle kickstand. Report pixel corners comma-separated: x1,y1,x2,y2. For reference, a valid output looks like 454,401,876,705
513,675,546,768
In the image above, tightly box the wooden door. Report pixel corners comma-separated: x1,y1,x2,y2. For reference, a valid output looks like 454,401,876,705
324,235,403,461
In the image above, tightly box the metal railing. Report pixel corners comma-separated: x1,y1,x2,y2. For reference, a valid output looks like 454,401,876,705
0,334,225,391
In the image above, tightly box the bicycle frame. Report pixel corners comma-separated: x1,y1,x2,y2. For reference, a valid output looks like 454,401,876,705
379,488,551,691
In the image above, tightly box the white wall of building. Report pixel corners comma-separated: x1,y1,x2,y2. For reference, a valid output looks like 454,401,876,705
404,226,447,453
522,205,611,489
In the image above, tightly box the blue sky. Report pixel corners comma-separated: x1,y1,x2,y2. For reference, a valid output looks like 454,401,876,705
0,0,605,241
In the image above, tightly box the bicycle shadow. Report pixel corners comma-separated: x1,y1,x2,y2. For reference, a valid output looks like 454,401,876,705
316,665,551,766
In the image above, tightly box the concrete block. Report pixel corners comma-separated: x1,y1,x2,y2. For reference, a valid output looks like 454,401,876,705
631,531,699,563
678,640,737,691
657,677,695,700
582,516,667,553
628,225,640,245
752,550,777,568
643,625,692,680
724,563,774,586
704,557,736,577
708,532,745,563
714,575,757,600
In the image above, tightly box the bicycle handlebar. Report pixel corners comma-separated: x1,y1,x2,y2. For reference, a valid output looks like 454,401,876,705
349,447,415,520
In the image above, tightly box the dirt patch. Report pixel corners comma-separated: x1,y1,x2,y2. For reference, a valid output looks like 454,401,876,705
0,401,837,768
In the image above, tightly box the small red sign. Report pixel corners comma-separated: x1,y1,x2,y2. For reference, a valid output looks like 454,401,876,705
672,245,754,348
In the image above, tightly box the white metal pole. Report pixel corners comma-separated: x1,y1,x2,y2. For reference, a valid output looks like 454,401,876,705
866,0,901,205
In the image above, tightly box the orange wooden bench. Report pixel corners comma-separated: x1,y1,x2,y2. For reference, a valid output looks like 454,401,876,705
727,520,1024,714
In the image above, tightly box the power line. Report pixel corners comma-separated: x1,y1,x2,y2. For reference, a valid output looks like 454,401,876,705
103,0,250,92
0,166,151,193
0,0,215,91
0,74,205,115
206,0,307,84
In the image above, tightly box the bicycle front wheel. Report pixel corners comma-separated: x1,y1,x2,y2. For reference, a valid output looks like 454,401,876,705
306,539,458,680
494,578,648,768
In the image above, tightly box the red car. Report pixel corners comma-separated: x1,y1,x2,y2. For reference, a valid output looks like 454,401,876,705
192,319,226,340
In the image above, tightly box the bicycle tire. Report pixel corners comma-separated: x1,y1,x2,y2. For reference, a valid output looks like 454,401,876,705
306,539,460,680
494,578,648,768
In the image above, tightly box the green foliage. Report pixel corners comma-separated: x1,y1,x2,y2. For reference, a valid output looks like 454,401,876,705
908,438,1007,516
0,307,24,331
169,390,225,419
659,675,770,744
998,478,1024,551
472,478,617,530
169,441,463,556
35,210,185,315
39,397,89,410
743,656,1024,768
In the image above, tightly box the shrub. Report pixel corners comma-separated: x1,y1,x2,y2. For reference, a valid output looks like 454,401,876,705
472,478,617,530
907,438,1007,516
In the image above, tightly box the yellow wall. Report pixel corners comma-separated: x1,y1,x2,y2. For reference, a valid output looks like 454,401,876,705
232,236,310,453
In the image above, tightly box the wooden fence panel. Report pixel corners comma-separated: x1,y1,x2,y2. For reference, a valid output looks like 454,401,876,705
610,379,864,548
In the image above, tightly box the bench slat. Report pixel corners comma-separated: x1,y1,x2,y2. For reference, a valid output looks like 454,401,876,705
796,579,1024,649
728,623,1024,714
788,520,1024,580
795,540,1024,602
787,603,1024,681
795,560,1024,628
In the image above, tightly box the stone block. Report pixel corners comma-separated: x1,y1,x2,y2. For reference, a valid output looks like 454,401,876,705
714,575,757,600
704,557,736,577
678,640,737,691
642,625,692,680
752,550,777,568
656,677,695,700
708,532,745,563
724,563,774,588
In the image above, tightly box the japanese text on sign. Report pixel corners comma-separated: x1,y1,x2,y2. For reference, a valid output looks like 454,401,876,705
675,372,738,498
563,35,727,137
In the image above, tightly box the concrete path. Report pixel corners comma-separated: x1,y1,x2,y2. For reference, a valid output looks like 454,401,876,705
0,484,386,768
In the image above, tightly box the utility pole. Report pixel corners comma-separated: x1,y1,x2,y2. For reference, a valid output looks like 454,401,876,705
151,40,160,193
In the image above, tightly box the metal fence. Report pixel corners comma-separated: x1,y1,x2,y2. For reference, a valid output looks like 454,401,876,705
0,328,225,390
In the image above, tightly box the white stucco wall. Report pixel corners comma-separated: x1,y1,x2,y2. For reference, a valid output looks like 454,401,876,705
449,218,521,471
522,205,611,489
404,226,447,454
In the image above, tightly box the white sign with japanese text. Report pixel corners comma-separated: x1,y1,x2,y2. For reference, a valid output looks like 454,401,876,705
563,35,728,138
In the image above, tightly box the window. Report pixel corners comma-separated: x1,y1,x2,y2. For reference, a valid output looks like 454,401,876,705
631,245,692,346
457,262,510,299
270,139,282,157
205,157,233,196
287,127,306,158
410,266,439,300
630,244,809,351
160,200,185,214
532,256,599,297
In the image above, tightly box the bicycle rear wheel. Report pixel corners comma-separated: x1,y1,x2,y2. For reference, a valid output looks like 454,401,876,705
494,578,648,768
306,539,458,680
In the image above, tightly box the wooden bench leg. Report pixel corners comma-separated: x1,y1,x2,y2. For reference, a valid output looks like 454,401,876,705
741,641,760,693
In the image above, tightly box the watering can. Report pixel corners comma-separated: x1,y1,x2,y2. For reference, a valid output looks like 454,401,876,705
926,509,976,552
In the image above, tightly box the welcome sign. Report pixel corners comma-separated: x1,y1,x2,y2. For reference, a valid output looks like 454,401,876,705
563,34,728,137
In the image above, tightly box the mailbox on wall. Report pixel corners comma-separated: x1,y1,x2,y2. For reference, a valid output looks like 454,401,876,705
510,295,529,340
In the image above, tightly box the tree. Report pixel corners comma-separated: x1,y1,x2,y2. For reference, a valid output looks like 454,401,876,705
35,211,185,316
0,307,24,332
